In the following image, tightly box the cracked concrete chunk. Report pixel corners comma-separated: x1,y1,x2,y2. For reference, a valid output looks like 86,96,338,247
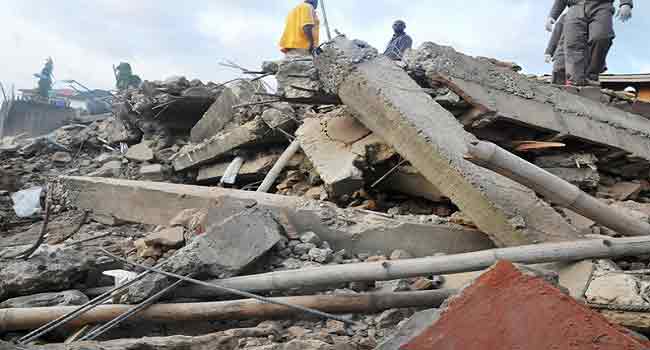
125,141,154,162
586,260,650,306
191,80,265,143
125,207,282,303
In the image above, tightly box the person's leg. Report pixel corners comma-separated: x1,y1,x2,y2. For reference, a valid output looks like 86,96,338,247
552,36,567,85
564,5,589,85
586,2,615,82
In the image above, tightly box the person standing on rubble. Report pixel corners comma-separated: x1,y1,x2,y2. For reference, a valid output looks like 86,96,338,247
546,0,633,86
279,0,321,57
545,13,567,85
384,20,413,60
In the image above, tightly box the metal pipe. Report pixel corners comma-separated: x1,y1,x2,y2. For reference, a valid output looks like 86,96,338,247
18,271,151,345
466,141,650,237
78,276,188,341
101,249,356,325
320,0,333,41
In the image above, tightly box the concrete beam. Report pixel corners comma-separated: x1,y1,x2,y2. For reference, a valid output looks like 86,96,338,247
173,116,292,171
405,43,650,163
315,38,579,247
54,176,495,257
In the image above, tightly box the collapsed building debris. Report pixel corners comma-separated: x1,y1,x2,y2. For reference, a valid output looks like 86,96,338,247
5,31,650,350
315,37,579,247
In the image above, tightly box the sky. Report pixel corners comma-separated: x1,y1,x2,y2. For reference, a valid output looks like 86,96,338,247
0,0,648,95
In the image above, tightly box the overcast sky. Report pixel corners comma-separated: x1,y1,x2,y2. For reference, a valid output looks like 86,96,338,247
0,0,647,94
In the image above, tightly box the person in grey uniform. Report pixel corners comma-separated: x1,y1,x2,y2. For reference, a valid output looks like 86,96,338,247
546,0,633,86
384,20,413,60
545,13,567,85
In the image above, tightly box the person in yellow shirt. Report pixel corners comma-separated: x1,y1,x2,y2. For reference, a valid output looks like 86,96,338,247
279,0,320,56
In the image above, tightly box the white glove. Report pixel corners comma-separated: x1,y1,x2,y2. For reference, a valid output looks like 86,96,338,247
617,4,632,22
545,54,553,64
545,17,556,32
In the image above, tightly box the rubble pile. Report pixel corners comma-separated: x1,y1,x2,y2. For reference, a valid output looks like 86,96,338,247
6,36,650,349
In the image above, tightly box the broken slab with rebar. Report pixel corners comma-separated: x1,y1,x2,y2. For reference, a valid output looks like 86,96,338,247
53,176,494,257
405,42,650,178
173,114,295,171
315,37,579,247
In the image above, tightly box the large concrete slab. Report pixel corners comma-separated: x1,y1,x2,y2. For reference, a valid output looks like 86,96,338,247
315,38,579,247
405,43,650,165
403,261,648,350
174,117,271,171
191,87,238,143
54,176,495,257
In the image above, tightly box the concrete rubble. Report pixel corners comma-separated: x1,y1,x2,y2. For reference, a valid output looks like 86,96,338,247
4,37,650,350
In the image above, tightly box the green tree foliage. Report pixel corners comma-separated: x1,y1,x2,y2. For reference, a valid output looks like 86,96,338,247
115,62,142,91
36,57,54,98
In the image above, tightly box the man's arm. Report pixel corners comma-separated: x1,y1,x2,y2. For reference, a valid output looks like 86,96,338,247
303,24,315,51
545,14,565,55
401,36,413,52
549,0,568,20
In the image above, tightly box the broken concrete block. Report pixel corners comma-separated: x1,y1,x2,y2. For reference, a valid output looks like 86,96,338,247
191,88,238,143
560,208,596,234
544,167,600,190
380,165,444,202
586,260,650,306
174,117,288,171
316,37,579,246
197,153,280,183
88,160,122,178
0,246,119,301
51,151,72,164
134,239,163,259
125,207,282,303
139,164,164,181
261,103,296,129
54,177,495,257
144,227,185,249
90,213,125,226
94,153,121,165
0,290,88,309
406,43,650,177
608,182,643,201
126,142,154,162
403,261,648,350
297,114,391,197
276,58,321,99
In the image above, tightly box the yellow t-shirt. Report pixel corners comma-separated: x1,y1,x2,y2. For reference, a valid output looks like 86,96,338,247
279,3,320,51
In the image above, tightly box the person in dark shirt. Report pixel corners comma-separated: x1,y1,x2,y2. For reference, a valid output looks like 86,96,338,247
384,20,413,61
